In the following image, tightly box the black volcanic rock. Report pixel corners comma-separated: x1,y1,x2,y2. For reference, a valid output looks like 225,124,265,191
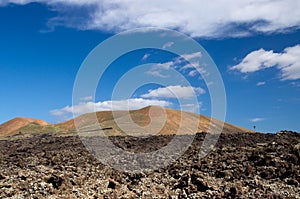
0,132,299,198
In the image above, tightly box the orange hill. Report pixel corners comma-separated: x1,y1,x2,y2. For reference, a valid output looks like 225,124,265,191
0,117,49,137
0,106,250,138
56,106,250,136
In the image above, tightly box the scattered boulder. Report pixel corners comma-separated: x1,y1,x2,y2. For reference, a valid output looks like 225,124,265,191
46,175,63,189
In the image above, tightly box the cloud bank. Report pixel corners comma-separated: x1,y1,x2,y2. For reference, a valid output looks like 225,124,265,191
2,0,300,38
230,45,300,80
50,98,171,117
141,85,205,99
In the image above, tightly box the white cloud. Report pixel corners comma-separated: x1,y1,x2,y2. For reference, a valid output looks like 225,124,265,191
50,98,171,117
146,51,206,78
182,64,209,77
142,53,150,61
145,70,169,78
250,118,266,122
2,0,300,38
180,61,200,69
290,82,300,87
176,52,208,77
230,45,300,80
155,62,173,70
141,85,205,99
162,41,174,49
0,0,31,5
230,49,278,73
188,70,198,77
0,0,99,6
207,81,214,86
180,52,202,62
256,82,266,86
145,61,173,78
80,96,93,101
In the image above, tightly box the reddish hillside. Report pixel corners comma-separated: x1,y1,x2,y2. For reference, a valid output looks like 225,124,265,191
0,117,49,137
55,106,250,136
0,106,250,138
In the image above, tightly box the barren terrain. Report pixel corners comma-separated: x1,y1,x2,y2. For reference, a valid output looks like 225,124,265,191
0,131,299,198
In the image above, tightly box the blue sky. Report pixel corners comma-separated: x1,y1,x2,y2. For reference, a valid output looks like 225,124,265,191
0,1,300,133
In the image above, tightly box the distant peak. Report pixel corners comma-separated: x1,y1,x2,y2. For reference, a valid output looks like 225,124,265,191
0,117,50,137
10,117,49,124
12,117,27,120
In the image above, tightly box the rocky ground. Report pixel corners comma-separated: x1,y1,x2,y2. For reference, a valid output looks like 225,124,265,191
0,131,300,198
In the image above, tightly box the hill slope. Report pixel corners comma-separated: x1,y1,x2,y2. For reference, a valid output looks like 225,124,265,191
0,106,250,138
56,106,250,136
0,117,49,137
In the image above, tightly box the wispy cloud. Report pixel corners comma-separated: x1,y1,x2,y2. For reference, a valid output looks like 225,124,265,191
256,82,266,86
290,82,300,87
145,61,173,78
145,70,169,78
174,52,206,78
2,0,300,38
230,44,300,80
162,41,174,49
181,63,209,77
250,118,266,122
142,53,150,61
154,62,173,70
50,98,171,117
80,96,93,101
141,85,205,99
180,52,202,62
146,51,207,78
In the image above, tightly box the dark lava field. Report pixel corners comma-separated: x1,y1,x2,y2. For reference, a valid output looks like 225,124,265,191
0,131,300,198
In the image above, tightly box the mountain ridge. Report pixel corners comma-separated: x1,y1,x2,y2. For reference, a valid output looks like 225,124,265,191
0,106,250,138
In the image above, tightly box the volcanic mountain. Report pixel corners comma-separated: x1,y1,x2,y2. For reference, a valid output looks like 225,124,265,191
0,117,49,137
56,106,250,136
0,106,250,138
